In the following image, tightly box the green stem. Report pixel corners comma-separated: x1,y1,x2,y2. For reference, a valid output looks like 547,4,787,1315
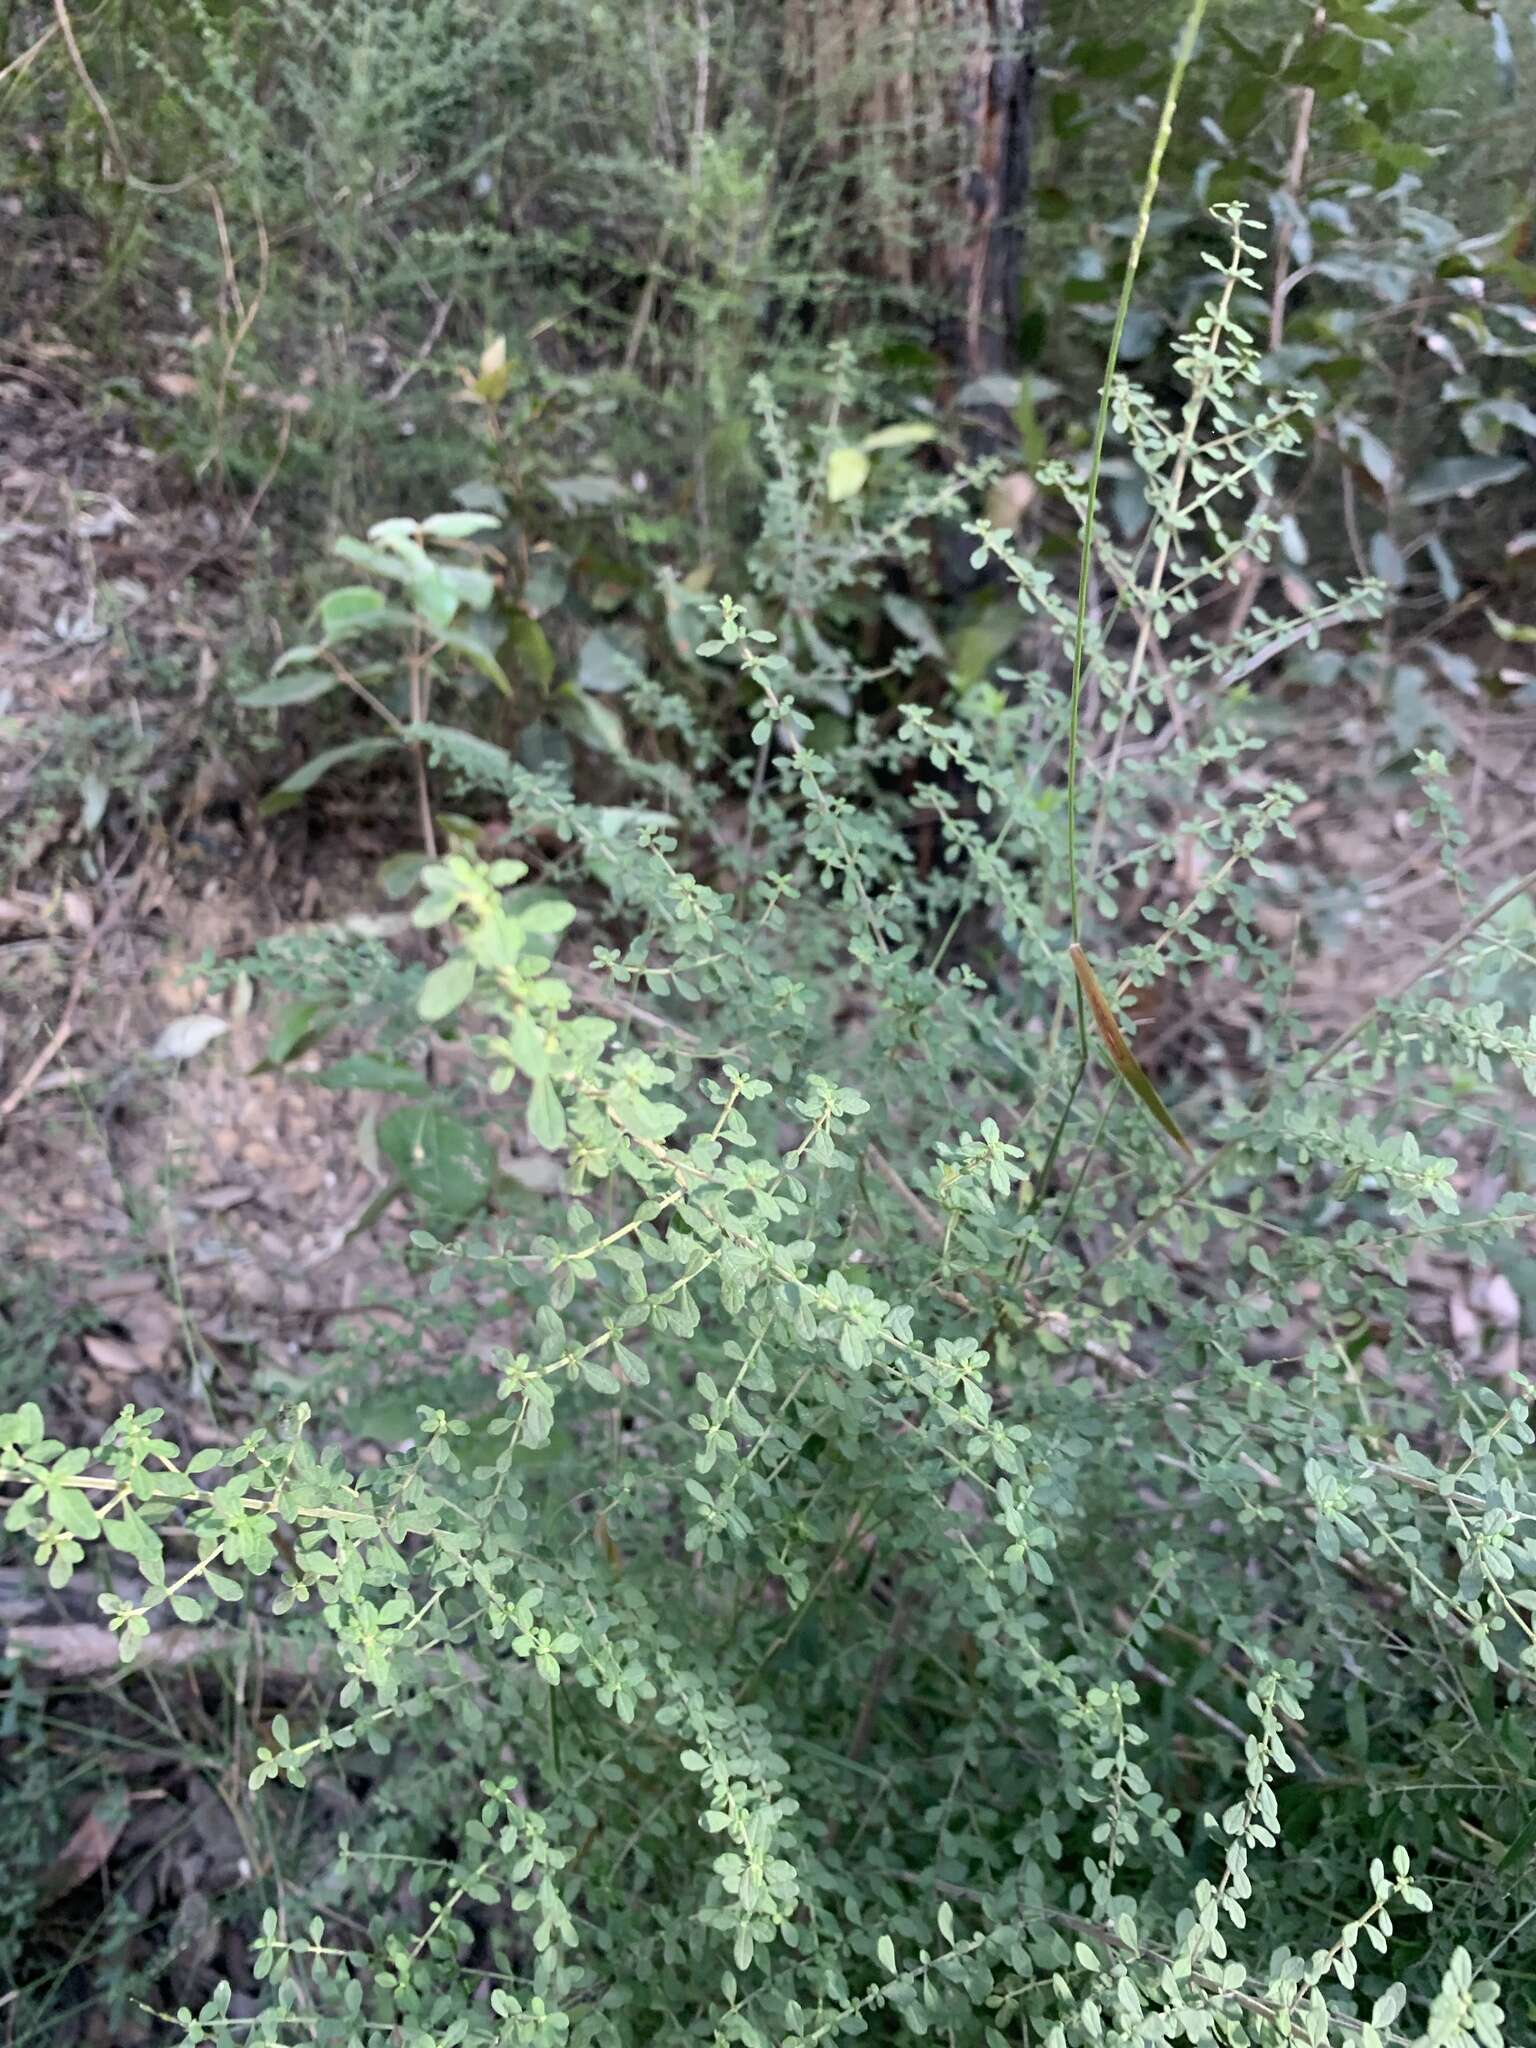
1063,0,1211,969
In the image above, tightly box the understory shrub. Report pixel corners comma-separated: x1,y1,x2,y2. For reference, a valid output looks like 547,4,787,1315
5,211,1536,2047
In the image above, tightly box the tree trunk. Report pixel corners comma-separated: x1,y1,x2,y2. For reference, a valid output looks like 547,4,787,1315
783,0,1041,374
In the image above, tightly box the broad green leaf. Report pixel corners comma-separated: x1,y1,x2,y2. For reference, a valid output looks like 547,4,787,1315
1337,416,1396,492
410,568,461,633
319,586,389,635
332,535,418,584
1406,456,1527,505
883,594,947,661
437,563,496,613
314,1054,428,1094
1368,532,1406,590
517,896,576,935
403,721,518,790
419,511,503,538
825,445,871,503
377,851,429,899
435,624,512,696
265,998,337,1065
378,1106,494,1222
271,641,324,674
545,473,626,513
239,668,339,708
556,685,626,756
947,602,1019,688
577,630,643,694
1068,944,1192,1156
453,481,509,517
263,737,397,808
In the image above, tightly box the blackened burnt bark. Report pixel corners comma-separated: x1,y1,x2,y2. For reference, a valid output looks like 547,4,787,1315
780,0,1040,373
953,0,1040,374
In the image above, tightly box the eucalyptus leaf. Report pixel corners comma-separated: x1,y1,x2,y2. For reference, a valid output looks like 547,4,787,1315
265,736,398,804
1406,456,1527,505
239,669,340,708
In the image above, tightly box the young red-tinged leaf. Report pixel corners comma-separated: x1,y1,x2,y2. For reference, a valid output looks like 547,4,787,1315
1068,944,1192,1156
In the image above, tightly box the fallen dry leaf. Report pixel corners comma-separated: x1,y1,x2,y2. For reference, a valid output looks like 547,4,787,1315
1479,1272,1521,1331
1448,1289,1480,1355
42,1793,131,1900
83,1333,145,1376
151,1013,228,1062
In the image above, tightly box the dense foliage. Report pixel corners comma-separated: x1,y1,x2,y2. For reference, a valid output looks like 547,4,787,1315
8,197,1536,2040
3,2,1535,2042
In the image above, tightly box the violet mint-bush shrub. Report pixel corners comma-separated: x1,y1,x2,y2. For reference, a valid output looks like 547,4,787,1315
5,212,1536,2046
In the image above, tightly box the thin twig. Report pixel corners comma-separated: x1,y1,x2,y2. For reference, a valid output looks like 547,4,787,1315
0,896,128,1122
1065,0,1211,958
0,20,57,89
1224,17,1322,642
1096,861,1536,1274
51,0,213,195
384,292,455,403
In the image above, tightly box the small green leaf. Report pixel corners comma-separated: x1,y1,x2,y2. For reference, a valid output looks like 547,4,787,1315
860,421,937,453
826,446,872,503
528,1075,567,1150
504,612,556,691
418,953,476,1022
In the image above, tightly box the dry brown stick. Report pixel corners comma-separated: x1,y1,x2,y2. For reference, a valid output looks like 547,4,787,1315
0,895,128,1122
866,1142,943,1241
846,1592,911,1766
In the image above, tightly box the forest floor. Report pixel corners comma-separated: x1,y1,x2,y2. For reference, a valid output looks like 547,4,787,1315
2,363,1534,2032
